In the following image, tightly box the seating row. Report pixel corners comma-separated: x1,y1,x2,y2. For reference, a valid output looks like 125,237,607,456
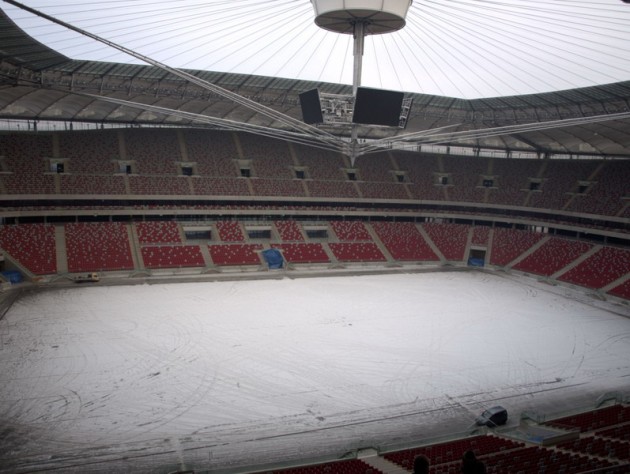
2,130,627,215
0,222,627,302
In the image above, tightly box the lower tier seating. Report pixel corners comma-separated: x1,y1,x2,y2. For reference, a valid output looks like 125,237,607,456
512,237,593,276
271,243,330,263
328,242,386,262
490,228,545,266
372,222,439,261
216,221,246,242
141,245,205,269
208,244,262,265
65,222,134,272
544,405,630,433
251,458,383,474
422,222,469,261
330,221,373,241
275,221,305,241
608,280,630,300
136,221,182,244
384,435,523,469
558,247,630,289
0,224,56,275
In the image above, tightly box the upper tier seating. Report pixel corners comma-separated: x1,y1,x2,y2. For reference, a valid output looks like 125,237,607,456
250,178,306,197
306,180,359,198
208,243,262,265
486,158,541,207
566,160,629,216
0,224,56,275
330,221,373,241
3,173,56,195
558,246,630,289
191,177,250,196
490,228,545,266
358,181,409,200
512,237,593,276
58,130,119,174
422,222,469,261
528,160,599,211
125,129,181,174
141,245,204,269
292,144,348,180
471,226,491,246
441,154,488,203
60,175,126,195
372,222,439,261
353,152,394,182
275,221,305,241
0,133,52,172
65,222,134,272
394,152,445,201
238,133,294,179
216,221,245,242
1,131,627,219
183,129,239,177
136,221,182,244
328,242,386,262
271,243,330,263
129,176,191,195
0,133,55,195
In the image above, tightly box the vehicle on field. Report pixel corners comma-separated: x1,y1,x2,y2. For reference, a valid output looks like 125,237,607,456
475,406,508,427
74,272,100,283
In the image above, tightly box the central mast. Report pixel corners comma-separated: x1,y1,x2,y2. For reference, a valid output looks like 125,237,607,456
310,1,413,163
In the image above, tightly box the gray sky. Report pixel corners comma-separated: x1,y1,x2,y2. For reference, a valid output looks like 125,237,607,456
3,0,630,98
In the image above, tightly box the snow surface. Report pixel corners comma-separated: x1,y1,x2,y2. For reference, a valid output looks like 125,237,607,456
1,270,629,473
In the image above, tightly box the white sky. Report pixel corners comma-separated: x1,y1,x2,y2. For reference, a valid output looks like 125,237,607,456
1,271,629,472
2,0,630,99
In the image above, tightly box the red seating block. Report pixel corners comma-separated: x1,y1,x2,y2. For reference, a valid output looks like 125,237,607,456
65,222,134,272
275,221,305,241
330,221,372,241
558,246,630,289
422,222,469,261
513,237,593,276
608,279,630,300
216,221,245,242
490,228,545,266
271,243,329,263
137,221,182,244
141,245,204,269
471,226,490,246
209,244,262,265
546,405,630,432
329,242,386,262
372,222,439,261
0,224,57,275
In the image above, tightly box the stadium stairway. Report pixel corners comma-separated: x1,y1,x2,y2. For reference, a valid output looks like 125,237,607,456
417,225,446,264
601,273,630,295
505,235,550,269
365,224,395,264
54,225,68,273
357,449,408,474
550,244,601,280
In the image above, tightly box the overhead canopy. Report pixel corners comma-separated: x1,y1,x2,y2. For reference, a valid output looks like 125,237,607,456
1,7,629,157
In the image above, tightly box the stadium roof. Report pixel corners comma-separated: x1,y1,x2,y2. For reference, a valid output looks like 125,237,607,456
1,4,630,158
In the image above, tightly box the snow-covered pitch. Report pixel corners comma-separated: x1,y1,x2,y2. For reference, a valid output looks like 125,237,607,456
1,270,629,473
